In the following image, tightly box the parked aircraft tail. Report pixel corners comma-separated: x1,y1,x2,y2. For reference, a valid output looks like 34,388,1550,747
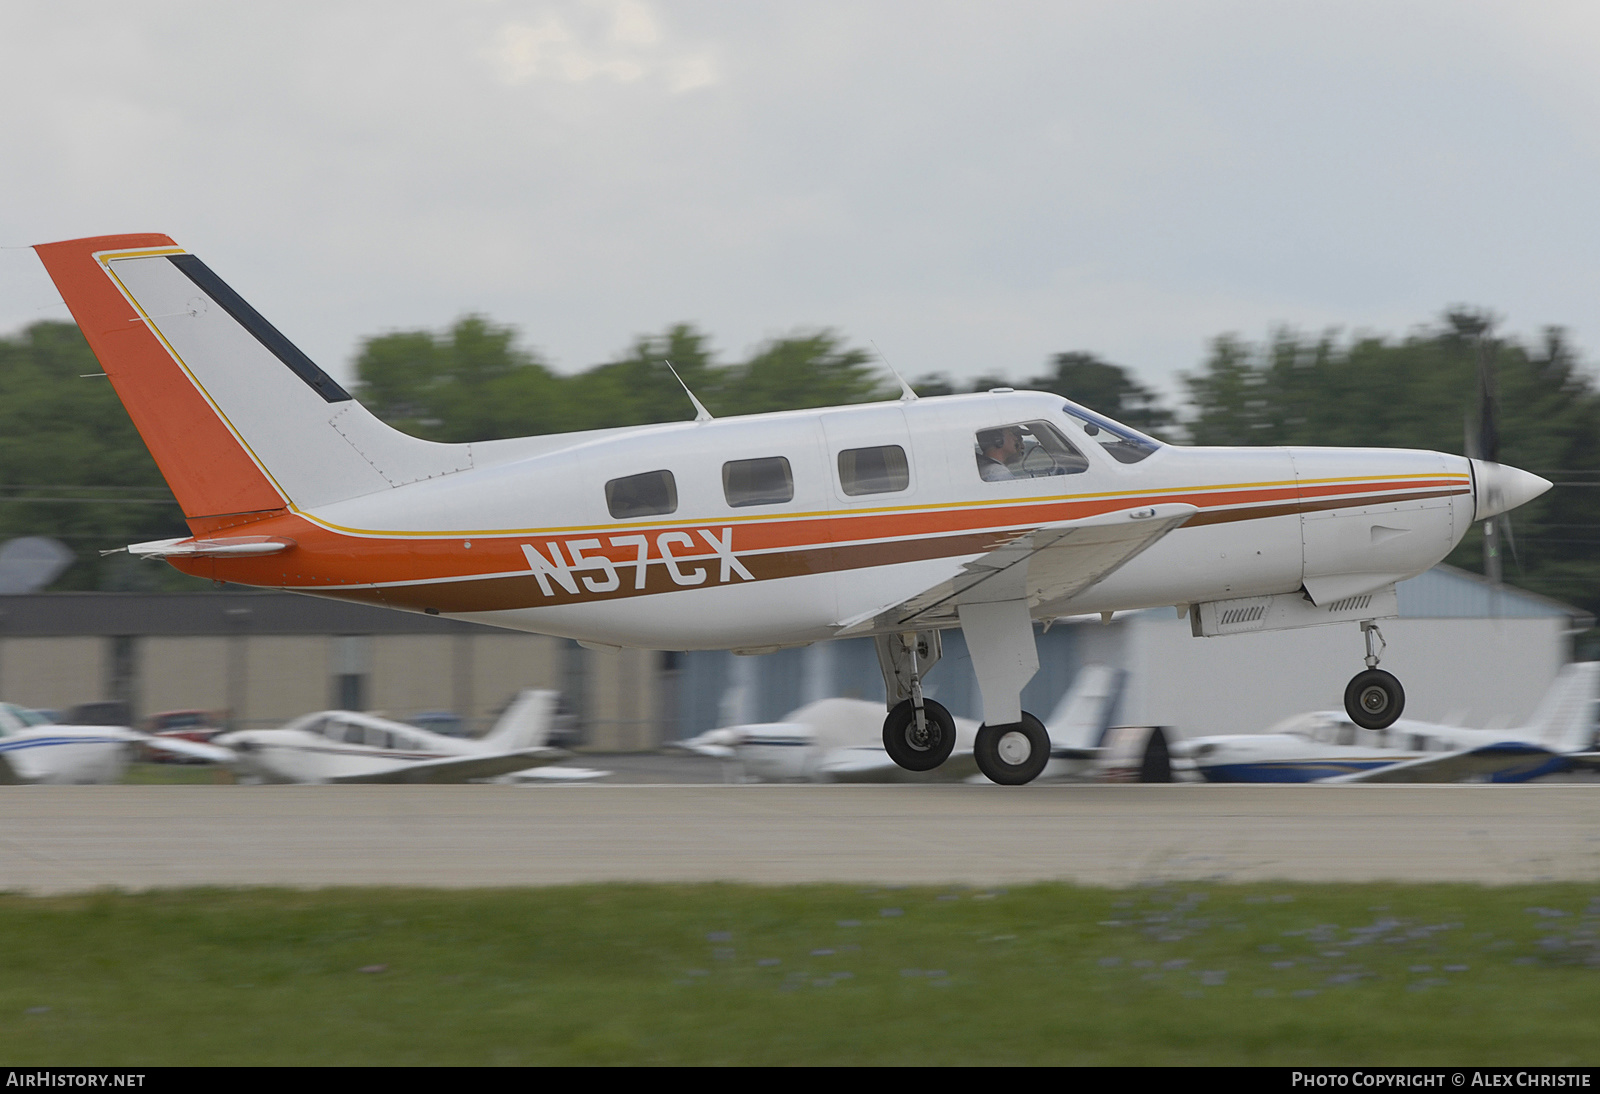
482,689,560,750
1525,662,1600,753
1043,664,1125,754
33,234,472,532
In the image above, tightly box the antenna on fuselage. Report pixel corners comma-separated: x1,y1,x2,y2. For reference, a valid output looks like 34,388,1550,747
663,359,714,423
872,340,918,402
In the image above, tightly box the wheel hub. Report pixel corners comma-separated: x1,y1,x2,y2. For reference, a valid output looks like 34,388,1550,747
1359,686,1389,715
996,730,1031,765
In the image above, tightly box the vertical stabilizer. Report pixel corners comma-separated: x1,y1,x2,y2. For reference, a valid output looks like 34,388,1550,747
34,235,474,528
1525,662,1600,753
483,690,559,750
1044,664,1125,751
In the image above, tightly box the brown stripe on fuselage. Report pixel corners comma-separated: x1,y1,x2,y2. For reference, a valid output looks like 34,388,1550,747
292,484,1468,614
1184,486,1467,527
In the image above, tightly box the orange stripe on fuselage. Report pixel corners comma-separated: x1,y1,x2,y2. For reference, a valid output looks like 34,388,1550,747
169,475,1470,607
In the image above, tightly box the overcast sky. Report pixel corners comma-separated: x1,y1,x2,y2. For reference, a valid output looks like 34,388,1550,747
4,1,1599,404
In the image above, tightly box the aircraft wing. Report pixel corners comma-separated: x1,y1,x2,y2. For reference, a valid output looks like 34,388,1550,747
1321,742,1565,784
505,766,612,782
329,747,568,784
835,503,1197,634
814,746,981,783
137,734,237,764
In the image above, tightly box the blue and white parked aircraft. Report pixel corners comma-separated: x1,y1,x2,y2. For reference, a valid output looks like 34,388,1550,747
1172,662,1600,783
0,703,230,784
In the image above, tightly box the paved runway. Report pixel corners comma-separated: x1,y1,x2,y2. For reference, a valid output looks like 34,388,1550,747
2,783,1598,893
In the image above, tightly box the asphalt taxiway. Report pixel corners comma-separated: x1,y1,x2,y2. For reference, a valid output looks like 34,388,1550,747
1,782,1597,893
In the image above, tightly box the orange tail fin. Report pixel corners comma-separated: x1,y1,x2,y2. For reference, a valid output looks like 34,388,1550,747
34,234,285,533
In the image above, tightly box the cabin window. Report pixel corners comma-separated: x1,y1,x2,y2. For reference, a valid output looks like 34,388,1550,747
341,721,365,745
605,470,678,519
723,456,794,507
974,421,1088,482
1060,401,1162,464
838,445,910,496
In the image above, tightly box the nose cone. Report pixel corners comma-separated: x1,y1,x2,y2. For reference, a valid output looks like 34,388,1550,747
1472,460,1552,521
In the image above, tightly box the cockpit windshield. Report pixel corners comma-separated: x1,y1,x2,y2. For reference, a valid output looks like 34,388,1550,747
1059,401,1163,464
0,703,51,729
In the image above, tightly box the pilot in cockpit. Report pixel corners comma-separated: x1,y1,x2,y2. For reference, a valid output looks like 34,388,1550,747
976,427,1023,481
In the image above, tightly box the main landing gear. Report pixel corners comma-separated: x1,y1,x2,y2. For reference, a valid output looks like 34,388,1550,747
1343,620,1405,730
974,714,1051,785
877,602,1053,786
877,631,958,771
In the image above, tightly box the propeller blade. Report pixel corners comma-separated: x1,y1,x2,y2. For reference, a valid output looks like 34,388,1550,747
1476,331,1500,465
1499,513,1522,573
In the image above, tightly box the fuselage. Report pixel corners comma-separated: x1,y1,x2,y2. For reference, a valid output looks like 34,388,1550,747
1178,713,1575,784
167,390,1485,651
0,705,134,784
217,710,501,784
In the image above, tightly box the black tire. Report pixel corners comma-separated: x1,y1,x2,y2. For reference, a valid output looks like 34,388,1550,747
882,698,958,772
974,712,1051,785
1344,669,1405,730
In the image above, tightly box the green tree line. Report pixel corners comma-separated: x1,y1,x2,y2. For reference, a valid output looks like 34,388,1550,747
2,311,1597,619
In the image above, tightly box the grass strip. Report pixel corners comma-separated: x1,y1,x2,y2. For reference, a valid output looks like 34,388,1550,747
0,881,1597,1065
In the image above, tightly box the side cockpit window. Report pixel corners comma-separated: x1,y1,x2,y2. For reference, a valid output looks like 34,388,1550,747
606,470,678,519
723,457,794,507
838,445,910,496
974,421,1088,482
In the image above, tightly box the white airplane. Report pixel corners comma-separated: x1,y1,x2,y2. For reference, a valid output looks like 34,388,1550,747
0,702,231,784
36,233,1551,784
1172,661,1600,783
212,688,576,784
674,664,1137,782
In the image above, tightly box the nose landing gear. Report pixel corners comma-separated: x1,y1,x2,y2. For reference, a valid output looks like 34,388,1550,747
1344,620,1405,729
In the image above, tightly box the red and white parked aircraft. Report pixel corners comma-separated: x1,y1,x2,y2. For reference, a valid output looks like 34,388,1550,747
34,234,1550,784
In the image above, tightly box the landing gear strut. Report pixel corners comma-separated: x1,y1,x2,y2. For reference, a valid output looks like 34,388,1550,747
1343,620,1405,730
876,632,956,772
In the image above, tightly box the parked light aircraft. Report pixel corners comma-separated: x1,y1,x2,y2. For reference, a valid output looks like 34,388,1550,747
212,689,573,784
0,702,230,784
674,664,1128,782
36,234,1552,784
1171,662,1600,783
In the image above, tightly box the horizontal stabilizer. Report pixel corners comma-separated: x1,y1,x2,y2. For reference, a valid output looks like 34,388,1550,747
127,536,294,558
